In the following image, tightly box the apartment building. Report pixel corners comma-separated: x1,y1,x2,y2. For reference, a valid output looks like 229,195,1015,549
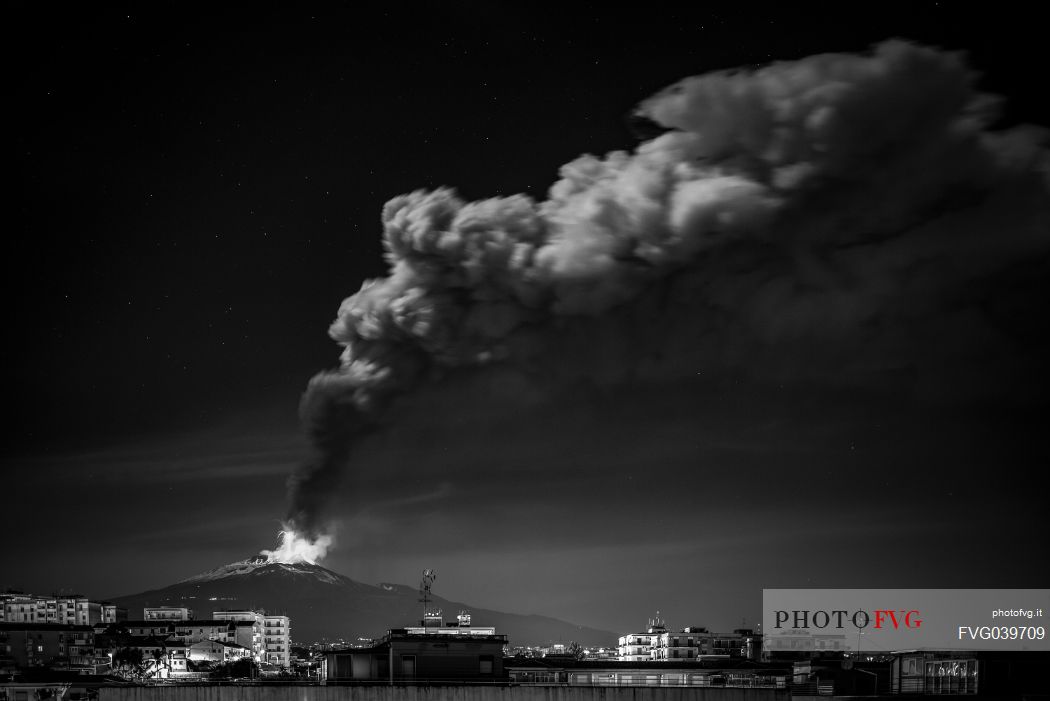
101,604,127,624
1,594,102,626
617,616,667,661
653,627,762,661
263,615,291,667
0,623,96,668
210,610,290,667
619,617,761,662
143,606,193,621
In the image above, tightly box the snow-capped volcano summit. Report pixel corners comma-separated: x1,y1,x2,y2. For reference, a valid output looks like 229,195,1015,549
180,554,344,585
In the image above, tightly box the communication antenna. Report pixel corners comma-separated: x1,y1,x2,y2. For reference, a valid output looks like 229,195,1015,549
419,569,437,623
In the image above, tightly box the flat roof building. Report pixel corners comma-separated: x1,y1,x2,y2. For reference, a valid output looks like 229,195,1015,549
143,606,193,621
0,623,96,669
325,613,505,682
506,658,791,688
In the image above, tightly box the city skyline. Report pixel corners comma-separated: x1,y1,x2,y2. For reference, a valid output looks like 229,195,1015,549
6,5,1049,639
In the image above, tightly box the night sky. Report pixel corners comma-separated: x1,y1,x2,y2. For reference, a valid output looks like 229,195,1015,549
6,4,1049,637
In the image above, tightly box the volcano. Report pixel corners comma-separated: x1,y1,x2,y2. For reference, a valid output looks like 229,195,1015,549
109,556,615,646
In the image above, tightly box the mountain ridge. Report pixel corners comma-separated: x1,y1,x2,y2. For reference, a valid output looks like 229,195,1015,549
108,556,616,647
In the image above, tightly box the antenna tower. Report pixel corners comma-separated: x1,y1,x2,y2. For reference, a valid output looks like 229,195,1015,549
419,568,437,623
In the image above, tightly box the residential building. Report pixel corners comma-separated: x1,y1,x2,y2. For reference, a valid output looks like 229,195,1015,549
123,621,176,638
889,649,1048,697
262,614,291,667
324,626,506,682
187,640,252,664
123,637,188,679
101,604,127,624
652,627,704,661
119,618,258,649
792,657,891,695
505,658,791,688
0,672,121,701
173,620,236,645
763,627,846,660
0,623,96,669
1,595,42,624
1,595,102,626
64,597,102,626
208,611,292,668
653,627,762,661
618,618,762,663
617,616,666,661
228,621,258,652
144,644,188,678
212,610,265,662
143,606,193,621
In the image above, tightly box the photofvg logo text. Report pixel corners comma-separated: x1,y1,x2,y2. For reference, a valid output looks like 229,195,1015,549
774,608,922,631
763,589,1050,652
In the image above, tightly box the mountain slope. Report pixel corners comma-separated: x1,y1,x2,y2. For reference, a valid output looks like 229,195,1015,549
109,557,615,646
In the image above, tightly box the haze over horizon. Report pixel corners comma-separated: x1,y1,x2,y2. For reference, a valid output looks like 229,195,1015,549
6,5,1048,641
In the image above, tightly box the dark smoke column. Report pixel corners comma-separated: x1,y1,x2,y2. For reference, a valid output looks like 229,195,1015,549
288,341,429,539
280,40,1050,551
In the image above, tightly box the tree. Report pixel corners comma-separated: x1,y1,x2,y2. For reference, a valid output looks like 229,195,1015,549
102,623,130,638
568,641,586,661
146,648,172,679
215,657,258,680
112,647,146,681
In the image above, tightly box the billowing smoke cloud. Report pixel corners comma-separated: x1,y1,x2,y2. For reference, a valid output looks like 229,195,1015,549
284,40,1050,544
261,529,333,564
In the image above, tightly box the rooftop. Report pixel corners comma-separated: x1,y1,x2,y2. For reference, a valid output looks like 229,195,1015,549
506,658,789,671
0,623,94,632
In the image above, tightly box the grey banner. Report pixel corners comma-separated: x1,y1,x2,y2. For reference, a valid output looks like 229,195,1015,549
762,589,1049,652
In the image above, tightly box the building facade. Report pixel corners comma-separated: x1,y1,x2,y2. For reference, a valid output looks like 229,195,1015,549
262,615,290,667
143,607,193,621
619,619,761,662
325,613,504,682
325,629,506,682
211,610,293,666
763,628,846,659
173,620,236,645
653,628,761,661
889,649,1048,697
0,623,96,669
617,616,667,661
1,594,103,626
123,621,178,638
101,604,127,624
1,595,43,624
187,639,252,664
228,621,257,652
506,659,790,688
123,638,189,678
652,628,704,661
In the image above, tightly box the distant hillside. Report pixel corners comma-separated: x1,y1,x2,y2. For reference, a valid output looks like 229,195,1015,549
110,556,615,646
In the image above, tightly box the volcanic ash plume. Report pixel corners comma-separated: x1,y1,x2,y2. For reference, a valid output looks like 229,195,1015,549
261,529,333,565
282,40,1050,546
